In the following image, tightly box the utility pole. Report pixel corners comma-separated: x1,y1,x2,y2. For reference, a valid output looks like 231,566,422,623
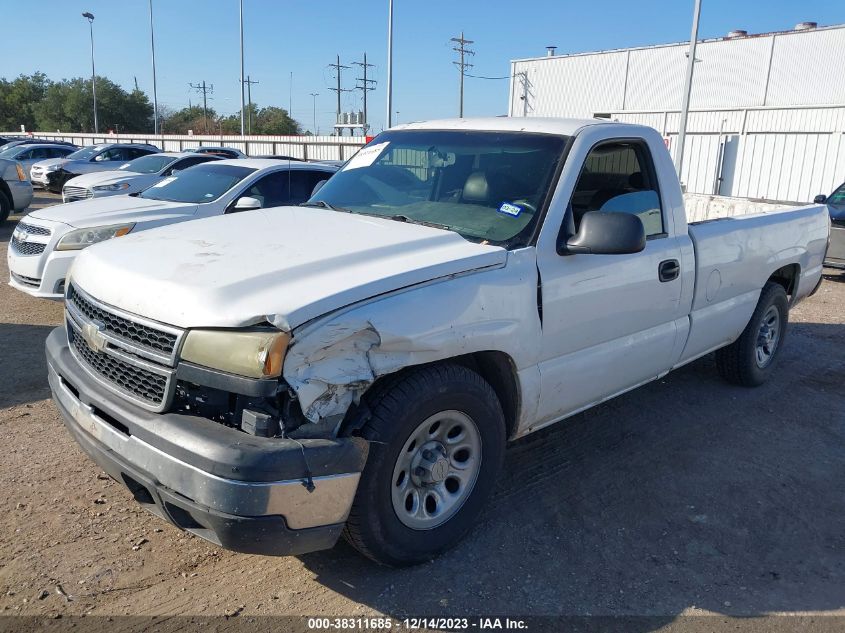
149,0,159,134
328,55,351,136
243,75,259,134
309,93,319,135
189,81,214,133
353,52,376,133
451,32,474,118
675,0,702,180
517,71,529,117
386,0,394,128
239,0,246,135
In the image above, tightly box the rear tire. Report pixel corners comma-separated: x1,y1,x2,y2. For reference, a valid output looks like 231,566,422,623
343,363,506,566
716,282,789,387
0,191,10,222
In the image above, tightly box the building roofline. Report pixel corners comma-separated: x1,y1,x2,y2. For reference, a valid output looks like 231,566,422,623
511,22,845,64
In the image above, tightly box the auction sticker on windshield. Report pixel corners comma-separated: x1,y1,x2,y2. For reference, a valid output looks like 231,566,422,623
498,202,523,217
344,142,389,171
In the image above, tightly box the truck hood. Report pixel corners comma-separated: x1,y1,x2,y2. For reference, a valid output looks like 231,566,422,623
69,206,507,330
27,195,197,228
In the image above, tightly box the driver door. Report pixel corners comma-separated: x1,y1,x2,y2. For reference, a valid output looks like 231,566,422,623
534,138,684,424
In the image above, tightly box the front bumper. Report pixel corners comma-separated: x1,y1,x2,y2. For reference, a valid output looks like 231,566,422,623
7,246,74,300
46,327,369,556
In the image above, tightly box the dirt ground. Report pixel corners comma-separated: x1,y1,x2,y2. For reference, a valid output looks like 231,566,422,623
0,193,843,625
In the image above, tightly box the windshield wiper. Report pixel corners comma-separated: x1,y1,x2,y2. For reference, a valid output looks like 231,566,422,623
300,200,355,213
389,214,451,231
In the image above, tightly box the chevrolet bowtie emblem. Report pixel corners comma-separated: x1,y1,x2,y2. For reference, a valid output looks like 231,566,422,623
81,320,107,353
17,230,28,242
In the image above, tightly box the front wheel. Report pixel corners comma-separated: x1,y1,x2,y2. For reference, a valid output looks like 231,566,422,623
343,363,506,566
716,282,789,386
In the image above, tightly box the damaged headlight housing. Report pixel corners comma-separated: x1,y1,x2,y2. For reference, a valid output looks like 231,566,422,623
55,223,135,250
180,328,290,379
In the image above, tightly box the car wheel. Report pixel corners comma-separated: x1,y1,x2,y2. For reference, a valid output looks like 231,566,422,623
0,191,10,222
343,363,506,566
716,281,789,387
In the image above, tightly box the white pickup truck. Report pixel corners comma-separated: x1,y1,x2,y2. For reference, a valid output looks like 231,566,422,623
46,118,829,566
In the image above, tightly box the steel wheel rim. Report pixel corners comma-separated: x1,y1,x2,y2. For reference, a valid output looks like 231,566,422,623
391,410,482,530
755,305,781,368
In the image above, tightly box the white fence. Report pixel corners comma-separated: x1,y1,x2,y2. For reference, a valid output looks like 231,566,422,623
4,132,367,162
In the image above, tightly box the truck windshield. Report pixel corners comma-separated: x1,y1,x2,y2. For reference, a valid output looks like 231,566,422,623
308,130,568,247
119,154,177,174
139,163,256,203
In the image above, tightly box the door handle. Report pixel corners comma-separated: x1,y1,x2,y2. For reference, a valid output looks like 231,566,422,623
658,259,680,282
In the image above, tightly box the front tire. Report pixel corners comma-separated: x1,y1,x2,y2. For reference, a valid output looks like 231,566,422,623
343,363,506,566
716,282,789,386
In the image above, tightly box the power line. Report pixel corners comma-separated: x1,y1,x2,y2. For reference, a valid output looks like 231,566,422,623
353,52,376,132
451,31,474,117
189,81,213,133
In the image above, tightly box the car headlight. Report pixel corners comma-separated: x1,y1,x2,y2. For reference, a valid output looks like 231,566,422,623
44,164,61,172
55,223,135,251
181,328,290,379
92,182,131,192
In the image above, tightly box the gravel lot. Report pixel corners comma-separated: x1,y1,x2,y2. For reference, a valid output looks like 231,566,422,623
1,192,843,624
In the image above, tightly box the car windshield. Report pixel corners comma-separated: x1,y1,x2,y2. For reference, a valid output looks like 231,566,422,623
119,154,177,174
828,183,845,206
66,146,101,161
309,130,568,247
139,163,256,203
0,146,23,158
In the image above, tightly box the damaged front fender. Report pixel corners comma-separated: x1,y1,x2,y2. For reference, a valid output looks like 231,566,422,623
282,249,542,427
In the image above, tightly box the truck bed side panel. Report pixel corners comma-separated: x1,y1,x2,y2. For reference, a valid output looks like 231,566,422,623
677,205,829,366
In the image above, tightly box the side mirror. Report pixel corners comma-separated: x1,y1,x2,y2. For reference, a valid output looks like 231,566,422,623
559,211,646,255
232,196,262,211
813,194,827,204
311,179,327,196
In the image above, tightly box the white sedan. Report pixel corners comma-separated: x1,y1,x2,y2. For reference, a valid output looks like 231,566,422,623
8,159,338,299
62,152,221,203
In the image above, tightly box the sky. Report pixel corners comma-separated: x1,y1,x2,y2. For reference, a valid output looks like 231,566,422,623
1,0,843,135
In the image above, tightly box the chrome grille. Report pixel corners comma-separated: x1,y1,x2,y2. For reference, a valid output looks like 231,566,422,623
68,320,168,406
63,186,93,202
10,236,46,256
17,223,51,236
68,284,179,357
11,272,41,288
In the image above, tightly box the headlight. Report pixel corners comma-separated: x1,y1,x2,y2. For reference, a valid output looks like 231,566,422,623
55,223,135,250
44,164,60,172
92,182,131,192
181,328,290,379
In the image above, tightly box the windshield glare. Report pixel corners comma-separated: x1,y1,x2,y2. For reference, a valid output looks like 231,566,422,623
139,163,256,203
66,146,101,161
120,154,177,174
0,147,21,158
309,130,568,247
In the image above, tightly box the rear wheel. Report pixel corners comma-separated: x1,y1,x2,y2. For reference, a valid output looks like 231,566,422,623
0,191,10,222
343,363,506,566
716,282,789,386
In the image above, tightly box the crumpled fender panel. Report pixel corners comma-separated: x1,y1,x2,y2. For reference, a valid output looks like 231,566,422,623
282,249,542,425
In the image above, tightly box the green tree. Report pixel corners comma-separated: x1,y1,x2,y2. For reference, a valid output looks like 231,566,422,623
0,73,50,131
33,76,153,133
220,105,301,136
160,105,218,135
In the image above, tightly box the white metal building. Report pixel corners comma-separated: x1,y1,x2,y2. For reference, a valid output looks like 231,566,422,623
509,23,845,202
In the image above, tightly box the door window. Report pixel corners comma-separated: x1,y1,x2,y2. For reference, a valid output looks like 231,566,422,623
289,170,333,204
570,141,664,238
242,171,291,208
